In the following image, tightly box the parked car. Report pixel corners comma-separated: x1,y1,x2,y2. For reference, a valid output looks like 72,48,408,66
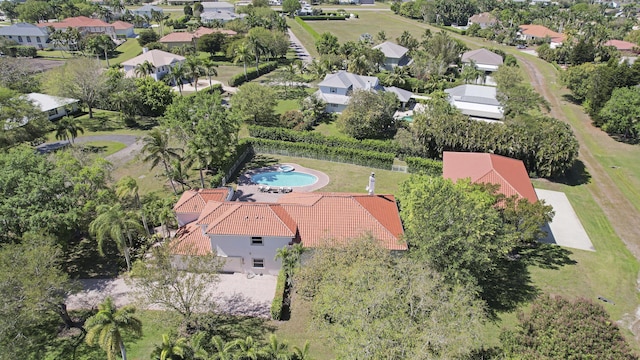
516,44,527,49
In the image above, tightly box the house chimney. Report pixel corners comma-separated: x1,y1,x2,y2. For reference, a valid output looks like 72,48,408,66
142,47,149,53
366,172,375,195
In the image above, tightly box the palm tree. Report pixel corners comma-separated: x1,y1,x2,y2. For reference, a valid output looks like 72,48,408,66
169,63,187,95
85,297,142,360
55,116,84,145
209,335,237,360
169,159,190,192
141,128,183,195
232,41,252,81
151,333,189,360
292,341,312,360
202,58,218,90
115,176,150,235
263,334,291,360
184,141,211,189
89,203,143,271
232,336,266,360
184,56,204,92
135,60,156,78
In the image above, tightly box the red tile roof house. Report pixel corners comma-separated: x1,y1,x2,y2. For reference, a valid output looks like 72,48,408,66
517,24,566,49
604,39,640,54
112,21,135,38
37,16,117,40
159,27,237,49
172,189,406,275
442,151,538,203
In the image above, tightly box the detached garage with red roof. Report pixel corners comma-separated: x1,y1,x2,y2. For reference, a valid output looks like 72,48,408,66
443,151,538,203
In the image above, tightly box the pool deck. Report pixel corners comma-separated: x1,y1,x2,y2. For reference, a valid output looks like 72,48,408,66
234,163,329,203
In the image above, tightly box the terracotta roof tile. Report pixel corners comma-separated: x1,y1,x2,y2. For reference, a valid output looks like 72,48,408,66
174,188,230,213
604,39,638,52
193,27,237,37
443,152,538,203
111,21,133,30
203,203,297,237
171,222,211,255
519,24,565,42
38,16,113,29
159,32,194,43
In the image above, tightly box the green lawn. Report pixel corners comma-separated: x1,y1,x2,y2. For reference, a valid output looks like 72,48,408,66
45,110,148,143
112,38,143,65
79,140,127,156
126,311,183,360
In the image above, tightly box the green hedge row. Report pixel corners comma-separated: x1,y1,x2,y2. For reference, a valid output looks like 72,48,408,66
405,157,442,176
1,45,37,58
294,17,320,40
247,138,395,169
228,61,279,87
298,15,347,20
210,140,253,187
248,125,401,155
271,268,287,320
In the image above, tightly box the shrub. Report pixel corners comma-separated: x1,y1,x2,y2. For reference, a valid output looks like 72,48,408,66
228,61,278,87
248,125,401,154
405,157,442,176
294,17,320,40
298,15,347,20
271,268,287,320
1,45,37,58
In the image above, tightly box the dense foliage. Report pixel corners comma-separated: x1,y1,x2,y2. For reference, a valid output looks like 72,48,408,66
270,268,287,320
404,156,442,175
501,296,637,359
295,237,486,359
338,90,398,140
228,61,278,87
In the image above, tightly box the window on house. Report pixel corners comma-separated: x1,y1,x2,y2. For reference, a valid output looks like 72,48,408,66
36,37,41,43
250,237,263,246
48,109,58,117
26,36,31,42
330,103,338,108
252,258,264,268
17,36,22,42
329,87,337,93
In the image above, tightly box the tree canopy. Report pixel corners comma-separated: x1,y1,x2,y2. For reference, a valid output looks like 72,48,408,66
338,90,398,140
295,237,486,359
599,86,640,139
0,87,50,148
230,82,277,125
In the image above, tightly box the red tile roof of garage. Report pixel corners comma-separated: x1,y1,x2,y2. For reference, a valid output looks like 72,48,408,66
112,21,134,30
604,39,638,52
519,24,565,42
200,202,298,237
38,16,113,29
443,152,538,203
174,188,230,213
171,222,211,255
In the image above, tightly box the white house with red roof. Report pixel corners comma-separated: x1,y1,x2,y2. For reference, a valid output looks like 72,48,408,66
172,189,406,274
517,24,566,49
442,151,538,203
37,16,117,40
604,39,639,54
112,21,134,38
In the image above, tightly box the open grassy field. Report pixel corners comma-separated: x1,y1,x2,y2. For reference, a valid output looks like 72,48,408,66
112,38,143,65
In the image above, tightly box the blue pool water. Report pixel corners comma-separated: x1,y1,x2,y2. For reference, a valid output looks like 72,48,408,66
251,171,318,187
402,116,414,122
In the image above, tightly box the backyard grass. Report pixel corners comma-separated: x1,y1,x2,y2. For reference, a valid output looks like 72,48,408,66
313,120,344,137
126,311,183,360
112,38,143,65
79,140,127,156
45,110,149,142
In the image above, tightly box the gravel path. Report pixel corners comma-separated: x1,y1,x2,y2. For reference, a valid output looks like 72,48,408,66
37,134,143,167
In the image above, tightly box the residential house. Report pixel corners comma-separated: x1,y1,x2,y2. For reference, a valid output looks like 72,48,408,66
173,189,406,275
372,41,411,71
37,16,117,40
202,1,235,12
444,84,504,121
132,4,164,19
314,70,413,113
112,21,135,38
443,151,538,203
0,23,50,49
461,48,503,85
518,24,565,49
121,49,186,81
604,39,639,54
200,10,245,24
467,12,498,29
159,27,237,48
25,93,79,121
297,4,314,15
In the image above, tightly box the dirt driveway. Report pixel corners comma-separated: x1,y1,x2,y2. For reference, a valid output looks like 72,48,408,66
66,273,277,318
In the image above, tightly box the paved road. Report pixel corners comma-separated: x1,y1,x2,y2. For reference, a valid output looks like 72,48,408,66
288,28,313,64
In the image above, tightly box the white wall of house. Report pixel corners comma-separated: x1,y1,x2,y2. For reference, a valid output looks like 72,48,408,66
3,34,50,49
319,84,349,96
210,235,292,275
47,103,78,120
115,27,135,38
177,212,200,227
325,103,347,113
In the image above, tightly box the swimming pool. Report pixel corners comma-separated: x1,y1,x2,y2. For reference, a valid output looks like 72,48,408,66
251,171,318,187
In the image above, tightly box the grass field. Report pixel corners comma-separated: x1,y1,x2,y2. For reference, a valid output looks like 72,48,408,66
112,38,143,65
79,140,127,156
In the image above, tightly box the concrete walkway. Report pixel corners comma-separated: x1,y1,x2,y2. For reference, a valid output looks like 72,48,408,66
536,189,595,252
66,273,277,318
288,29,313,64
235,163,329,203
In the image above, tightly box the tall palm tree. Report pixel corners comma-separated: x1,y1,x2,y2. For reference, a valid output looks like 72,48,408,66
135,60,156,78
232,336,267,360
169,159,190,192
202,58,218,90
209,335,237,360
292,341,312,360
55,116,84,145
232,41,252,81
141,128,183,195
151,333,189,360
184,56,204,92
115,176,150,235
89,203,143,271
263,334,291,360
169,63,187,95
184,141,211,189
85,297,142,360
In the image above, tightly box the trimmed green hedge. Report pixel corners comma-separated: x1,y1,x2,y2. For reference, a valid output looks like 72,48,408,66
228,61,279,87
210,140,253,187
298,15,347,20
247,138,395,169
1,45,37,58
271,268,287,320
294,17,320,40
405,157,442,176
248,125,401,155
